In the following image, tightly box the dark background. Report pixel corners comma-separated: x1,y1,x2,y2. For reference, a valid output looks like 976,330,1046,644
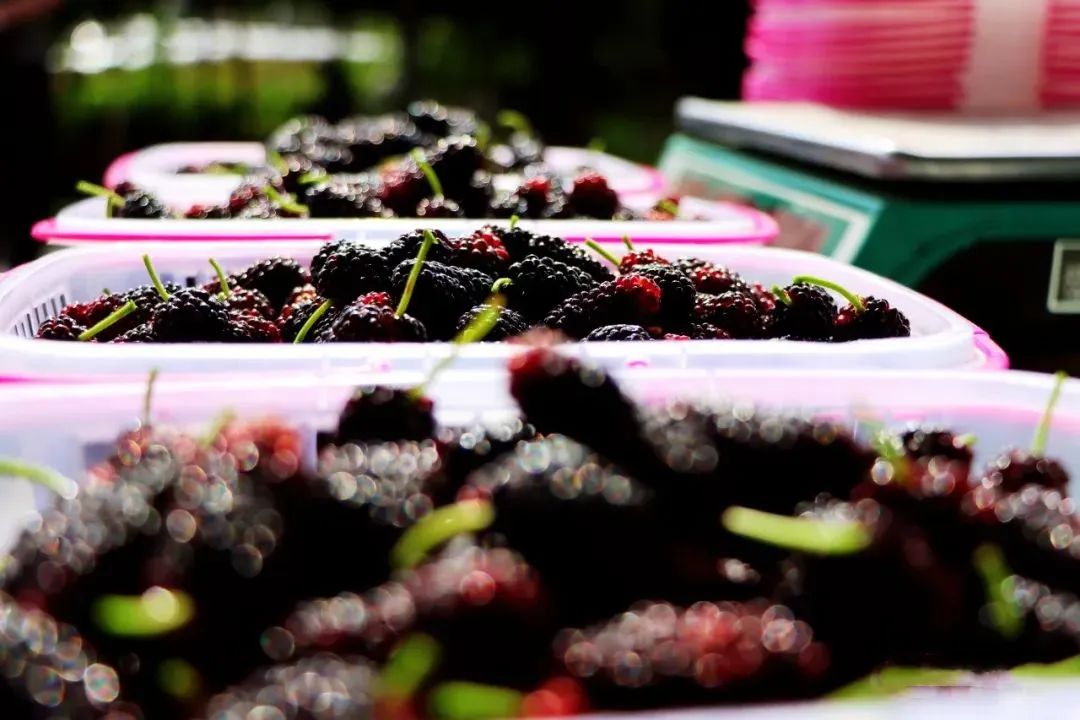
2,0,751,264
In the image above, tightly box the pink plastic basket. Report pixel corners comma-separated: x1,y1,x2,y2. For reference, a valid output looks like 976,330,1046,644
32,197,777,247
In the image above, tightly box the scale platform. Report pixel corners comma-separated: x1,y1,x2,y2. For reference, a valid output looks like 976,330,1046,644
659,99,1080,373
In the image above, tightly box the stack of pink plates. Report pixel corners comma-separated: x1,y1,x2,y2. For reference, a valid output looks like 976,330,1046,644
745,0,1074,111
1044,0,1080,107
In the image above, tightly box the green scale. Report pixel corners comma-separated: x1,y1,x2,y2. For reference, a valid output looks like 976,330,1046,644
659,99,1080,372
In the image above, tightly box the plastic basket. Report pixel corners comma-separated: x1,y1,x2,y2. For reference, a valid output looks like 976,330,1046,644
0,239,1006,381
32,196,775,247
100,142,667,206
0,365,1072,553
1,367,1079,715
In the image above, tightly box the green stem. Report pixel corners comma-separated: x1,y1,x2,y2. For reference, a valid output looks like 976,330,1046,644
410,149,444,198
792,275,865,312
78,300,137,341
293,299,333,344
0,458,78,499
142,255,171,301
208,258,231,298
870,429,910,485
956,433,978,448
205,164,237,176
496,109,533,137
475,121,492,152
621,234,634,251
584,239,621,268
76,180,124,209
395,229,439,318
771,284,791,306
264,185,309,216
491,278,512,293
407,296,505,401
390,500,495,569
454,298,504,346
92,588,195,637
508,215,520,231
267,150,288,174
1012,655,1080,678
586,137,607,153
830,666,966,700
870,429,906,466
657,199,679,215
973,543,1022,639
297,170,330,186
157,659,201,700
376,634,442,701
143,368,159,427
1032,371,1068,456
721,506,872,555
428,682,523,720
200,409,236,448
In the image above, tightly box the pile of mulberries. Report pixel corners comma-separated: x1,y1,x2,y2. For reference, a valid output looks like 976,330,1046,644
91,101,692,222
35,227,911,344
1,351,1076,718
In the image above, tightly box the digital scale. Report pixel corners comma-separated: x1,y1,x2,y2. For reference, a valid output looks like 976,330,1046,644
659,98,1080,373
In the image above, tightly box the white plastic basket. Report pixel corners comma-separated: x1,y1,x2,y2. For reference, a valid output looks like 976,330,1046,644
32,195,775,246
100,142,667,207
1,367,1080,714
0,365,1073,554
0,239,1006,380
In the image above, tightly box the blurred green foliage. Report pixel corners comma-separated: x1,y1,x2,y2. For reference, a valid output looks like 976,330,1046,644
4,1,749,263
18,1,748,232
44,1,748,166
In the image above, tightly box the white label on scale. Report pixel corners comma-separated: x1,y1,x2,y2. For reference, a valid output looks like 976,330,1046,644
1047,240,1080,314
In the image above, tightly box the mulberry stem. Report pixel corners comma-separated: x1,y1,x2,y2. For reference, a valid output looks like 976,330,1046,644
143,255,171,300
78,300,137,341
293,299,333,344
792,275,865,312
395,229,438,318
209,258,231,298
1032,371,1068,456
410,149,444,198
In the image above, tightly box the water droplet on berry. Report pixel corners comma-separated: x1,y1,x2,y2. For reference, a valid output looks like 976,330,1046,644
166,510,197,543
564,641,601,678
1051,523,1074,549
612,650,651,687
870,459,895,486
116,439,142,467
247,706,286,720
84,663,120,703
26,665,64,707
231,544,263,578
459,570,497,606
261,627,295,662
53,642,87,681
270,450,299,479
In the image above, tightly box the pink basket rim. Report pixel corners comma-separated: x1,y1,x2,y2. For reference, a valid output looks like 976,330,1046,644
972,328,1010,370
102,151,139,189
31,216,780,247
